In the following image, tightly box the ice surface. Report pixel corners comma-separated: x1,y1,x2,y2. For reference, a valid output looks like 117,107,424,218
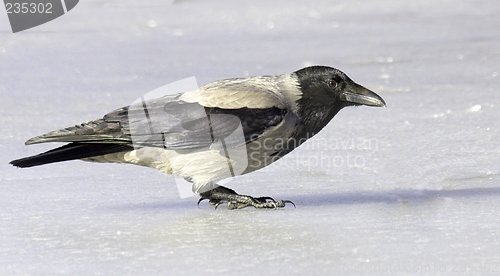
1,0,500,275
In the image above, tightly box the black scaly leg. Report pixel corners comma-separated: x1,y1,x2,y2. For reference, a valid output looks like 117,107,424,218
198,186,295,210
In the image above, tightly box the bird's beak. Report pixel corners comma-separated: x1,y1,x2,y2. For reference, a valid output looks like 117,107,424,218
340,83,386,107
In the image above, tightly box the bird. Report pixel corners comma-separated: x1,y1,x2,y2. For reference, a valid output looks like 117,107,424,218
10,66,386,209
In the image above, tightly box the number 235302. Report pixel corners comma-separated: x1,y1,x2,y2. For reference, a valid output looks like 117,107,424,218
5,2,53,14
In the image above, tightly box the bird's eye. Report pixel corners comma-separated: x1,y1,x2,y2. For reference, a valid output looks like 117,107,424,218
327,80,338,88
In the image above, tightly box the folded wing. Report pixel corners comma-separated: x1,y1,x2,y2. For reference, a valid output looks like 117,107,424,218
11,78,292,167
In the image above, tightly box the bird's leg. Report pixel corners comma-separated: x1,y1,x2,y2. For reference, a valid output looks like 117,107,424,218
198,186,295,210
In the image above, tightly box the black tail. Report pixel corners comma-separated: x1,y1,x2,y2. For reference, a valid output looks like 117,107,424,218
10,143,133,168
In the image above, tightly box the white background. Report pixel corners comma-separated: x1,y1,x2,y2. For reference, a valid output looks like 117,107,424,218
1,0,500,275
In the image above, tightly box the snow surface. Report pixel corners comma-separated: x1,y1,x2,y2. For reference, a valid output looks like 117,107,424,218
1,0,500,275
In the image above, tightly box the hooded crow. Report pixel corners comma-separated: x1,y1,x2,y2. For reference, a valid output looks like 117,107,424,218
10,66,386,209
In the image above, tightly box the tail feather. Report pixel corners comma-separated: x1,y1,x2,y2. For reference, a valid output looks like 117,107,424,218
10,143,133,168
24,118,128,145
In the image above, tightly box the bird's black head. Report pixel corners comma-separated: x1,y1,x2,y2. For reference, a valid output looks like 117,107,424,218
293,65,386,133
294,65,386,109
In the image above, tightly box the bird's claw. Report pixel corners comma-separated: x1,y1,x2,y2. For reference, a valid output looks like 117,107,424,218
198,186,295,210
197,197,208,207
198,197,225,208
202,195,295,210
281,200,296,208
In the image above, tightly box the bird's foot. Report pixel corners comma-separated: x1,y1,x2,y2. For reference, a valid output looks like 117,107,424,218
198,186,295,210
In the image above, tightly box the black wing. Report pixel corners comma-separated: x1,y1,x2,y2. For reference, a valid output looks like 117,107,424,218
24,95,288,149
11,96,288,168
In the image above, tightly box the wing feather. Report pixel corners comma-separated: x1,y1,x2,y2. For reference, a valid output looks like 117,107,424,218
25,79,293,150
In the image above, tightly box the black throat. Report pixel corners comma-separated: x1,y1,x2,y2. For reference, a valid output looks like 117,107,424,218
293,100,345,144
